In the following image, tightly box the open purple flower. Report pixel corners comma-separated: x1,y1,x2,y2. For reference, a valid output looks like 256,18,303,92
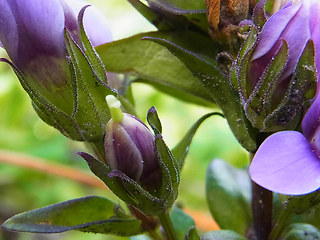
250,93,320,195
249,0,320,195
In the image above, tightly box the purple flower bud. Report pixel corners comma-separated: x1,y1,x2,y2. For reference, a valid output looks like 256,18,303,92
0,0,111,69
104,113,161,189
248,0,320,95
0,0,113,141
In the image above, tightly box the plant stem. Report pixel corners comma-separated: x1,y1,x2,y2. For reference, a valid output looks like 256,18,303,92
252,181,273,240
158,212,177,240
269,209,292,240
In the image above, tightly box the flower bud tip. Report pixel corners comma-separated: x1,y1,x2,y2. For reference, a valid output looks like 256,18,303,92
106,95,123,123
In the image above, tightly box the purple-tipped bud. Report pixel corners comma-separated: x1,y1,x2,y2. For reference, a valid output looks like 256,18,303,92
0,0,113,141
0,0,111,70
234,0,319,131
248,0,320,96
104,96,161,190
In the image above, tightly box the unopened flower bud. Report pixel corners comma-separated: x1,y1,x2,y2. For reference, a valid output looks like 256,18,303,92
104,95,161,190
233,0,318,131
0,0,113,141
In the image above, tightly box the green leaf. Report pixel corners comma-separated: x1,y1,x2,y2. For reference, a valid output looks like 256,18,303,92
202,230,248,240
281,190,320,215
164,0,205,10
0,59,86,141
185,226,200,240
280,223,320,240
263,40,317,131
78,152,136,205
78,6,108,84
170,206,195,240
1,196,143,236
155,135,180,204
172,112,223,168
96,31,217,106
64,30,114,141
146,0,208,32
245,40,289,130
206,159,252,235
127,0,172,31
234,27,258,98
147,106,163,135
253,0,268,31
293,40,317,101
80,152,174,216
144,37,257,151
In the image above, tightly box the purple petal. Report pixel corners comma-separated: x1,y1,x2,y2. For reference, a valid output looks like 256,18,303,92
251,2,301,61
17,0,65,56
302,94,320,141
63,0,112,46
250,131,320,195
104,120,144,181
0,0,19,61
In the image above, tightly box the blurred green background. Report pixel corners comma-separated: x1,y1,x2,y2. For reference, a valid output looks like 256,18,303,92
0,0,248,239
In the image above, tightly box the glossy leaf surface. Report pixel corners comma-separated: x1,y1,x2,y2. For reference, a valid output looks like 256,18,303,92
1,196,142,236
96,31,216,106
206,159,252,235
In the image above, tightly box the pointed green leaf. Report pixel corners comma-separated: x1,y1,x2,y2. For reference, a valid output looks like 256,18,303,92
155,135,179,200
78,152,135,205
147,106,163,135
263,40,317,131
108,170,169,215
96,31,217,106
146,0,207,32
1,196,143,236
0,59,84,140
185,226,200,240
280,223,320,240
290,39,317,101
79,153,171,215
127,0,182,31
143,37,257,151
236,27,258,99
202,230,248,240
253,0,268,31
245,40,288,130
170,206,195,240
64,30,115,141
206,159,252,235
172,112,223,168
78,6,108,84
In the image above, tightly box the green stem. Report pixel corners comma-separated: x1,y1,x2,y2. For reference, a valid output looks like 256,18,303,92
269,209,292,240
148,230,162,240
158,212,177,240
